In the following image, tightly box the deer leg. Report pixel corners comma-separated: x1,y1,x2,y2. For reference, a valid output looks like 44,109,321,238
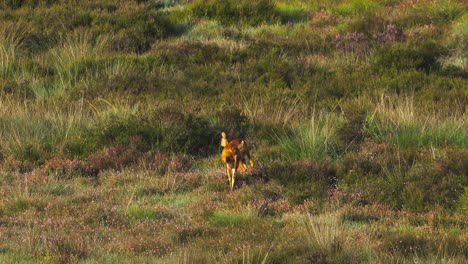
239,161,247,172
226,164,232,188
231,168,236,191
231,156,239,191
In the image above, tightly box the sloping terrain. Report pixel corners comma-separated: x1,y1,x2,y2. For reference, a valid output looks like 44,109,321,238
0,0,466,263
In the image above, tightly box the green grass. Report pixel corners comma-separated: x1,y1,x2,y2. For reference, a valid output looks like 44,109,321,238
208,209,259,227
366,97,467,148
137,193,195,208
332,0,380,16
275,113,343,160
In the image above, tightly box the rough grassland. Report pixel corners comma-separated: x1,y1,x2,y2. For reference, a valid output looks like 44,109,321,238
0,0,467,263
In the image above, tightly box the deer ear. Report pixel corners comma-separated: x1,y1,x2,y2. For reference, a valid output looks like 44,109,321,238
221,132,228,147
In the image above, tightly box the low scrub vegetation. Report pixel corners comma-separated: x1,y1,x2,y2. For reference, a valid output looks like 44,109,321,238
0,0,466,262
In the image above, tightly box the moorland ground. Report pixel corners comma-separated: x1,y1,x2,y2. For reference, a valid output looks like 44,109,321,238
0,0,467,263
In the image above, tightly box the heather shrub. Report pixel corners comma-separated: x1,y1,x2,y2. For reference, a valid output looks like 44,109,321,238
382,229,467,259
93,110,161,150
339,144,467,211
29,6,93,35
340,206,380,223
38,157,85,179
156,106,217,155
404,163,465,211
85,143,141,176
36,234,91,263
92,104,217,155
266,160,337,204
384,230,433,257
305,66,374,101
125,205,174,221
336,98,373,147
211,107,251,140
108,11,174,53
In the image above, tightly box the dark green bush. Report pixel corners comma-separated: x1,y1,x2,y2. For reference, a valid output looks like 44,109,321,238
212,107,251,140
152,41,236,65
372,42,446,73
190,0,279,26
28,6,92,35
92,106,217,156
3,0,58,9
105,11,175,53
157,107,217,156
93,111,161,151
377,69,428,94
336,99,373,147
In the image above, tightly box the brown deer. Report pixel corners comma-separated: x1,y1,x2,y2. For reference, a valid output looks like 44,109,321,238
220,132,254,190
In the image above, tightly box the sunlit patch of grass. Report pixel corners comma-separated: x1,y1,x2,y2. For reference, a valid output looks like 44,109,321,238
393,0,464,28
366,96,467,148
138,193,195,208
428,0,463,24
185,20,225,42
208,208,259,227
0,251,36,264
456,187,467,214
332,0,380,16
276,2,309,23
441,12,467,71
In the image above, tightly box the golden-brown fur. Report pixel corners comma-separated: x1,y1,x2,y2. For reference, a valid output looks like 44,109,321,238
220,132,254,190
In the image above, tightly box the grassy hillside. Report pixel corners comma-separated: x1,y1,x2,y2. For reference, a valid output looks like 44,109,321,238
0,0,467,263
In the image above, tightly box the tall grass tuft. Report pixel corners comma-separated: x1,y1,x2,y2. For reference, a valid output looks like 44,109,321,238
366,96,467,148
0,99,90,162
275,111,342,160
305,212,343,253
238,94,306,127
42,29,112,97
0,22,29,78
